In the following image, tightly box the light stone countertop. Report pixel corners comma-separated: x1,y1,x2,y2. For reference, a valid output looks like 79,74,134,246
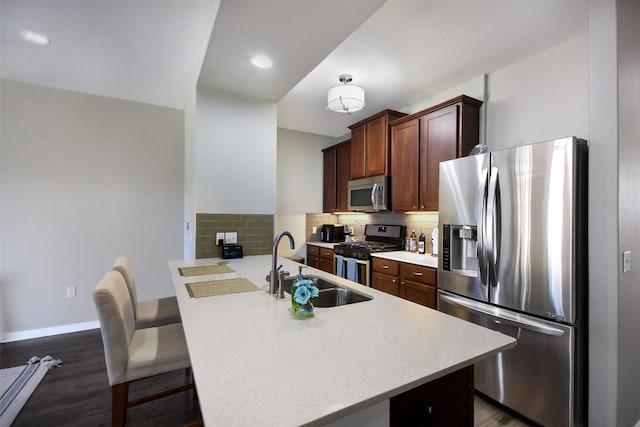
371,251,439,268
306,241,339,249
169,255,515,427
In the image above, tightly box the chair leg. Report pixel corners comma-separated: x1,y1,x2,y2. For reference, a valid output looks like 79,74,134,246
112,383,128,427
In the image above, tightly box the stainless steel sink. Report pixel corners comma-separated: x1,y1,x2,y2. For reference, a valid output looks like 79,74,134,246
280,275,372,307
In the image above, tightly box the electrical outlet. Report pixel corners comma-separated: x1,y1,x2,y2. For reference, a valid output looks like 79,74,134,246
225,232,238,244
66,286,76,298
216,232,225,245
312,226,317,234
623,251,632,273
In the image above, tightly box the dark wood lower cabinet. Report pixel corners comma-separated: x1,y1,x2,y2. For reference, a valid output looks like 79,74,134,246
306,245,320,269
372,271,399,296
399,279,436,309
307,244,335,274
390,366,474,427
372,258,438,309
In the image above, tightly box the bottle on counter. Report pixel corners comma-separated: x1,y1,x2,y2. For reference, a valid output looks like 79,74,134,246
410,229,417,253
404,236,410,251
418,229,426,254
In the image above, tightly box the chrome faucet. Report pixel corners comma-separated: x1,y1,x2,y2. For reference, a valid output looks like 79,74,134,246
268,231,295,295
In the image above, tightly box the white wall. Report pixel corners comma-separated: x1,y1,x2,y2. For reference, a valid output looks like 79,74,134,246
276,128,338,257
195,86,277,214
617,2,640,425
486,34,589,149
184,87,196,259
0,80,184,340
403,74,486,117
588,1,619,425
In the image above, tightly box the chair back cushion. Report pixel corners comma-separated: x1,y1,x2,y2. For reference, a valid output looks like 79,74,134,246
112,256,137,317
93,270,136,385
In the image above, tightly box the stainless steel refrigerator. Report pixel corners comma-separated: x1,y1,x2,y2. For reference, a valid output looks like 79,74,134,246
437,137,587,427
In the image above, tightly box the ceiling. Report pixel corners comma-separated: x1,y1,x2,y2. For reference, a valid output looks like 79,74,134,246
1,0,589,138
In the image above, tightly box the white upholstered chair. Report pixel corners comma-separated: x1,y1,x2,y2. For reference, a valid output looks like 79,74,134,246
112,256,181,329
93,270,194,426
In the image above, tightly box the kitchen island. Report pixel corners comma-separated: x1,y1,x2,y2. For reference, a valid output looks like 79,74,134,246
169,255,515,426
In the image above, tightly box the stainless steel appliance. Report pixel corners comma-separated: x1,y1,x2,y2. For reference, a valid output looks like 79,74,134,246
320,224,345,243
438,137,588,427
347,175,389,211
334,224,405,286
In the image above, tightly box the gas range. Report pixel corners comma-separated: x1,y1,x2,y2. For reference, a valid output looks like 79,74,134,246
334,241,403,260
334,224,405,261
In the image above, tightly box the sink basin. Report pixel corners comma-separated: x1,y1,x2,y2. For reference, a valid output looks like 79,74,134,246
312,287,372,307
280,275,372,307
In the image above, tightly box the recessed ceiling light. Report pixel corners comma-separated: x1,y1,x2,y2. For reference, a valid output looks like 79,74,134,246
20,30,51,46
251,55,273,69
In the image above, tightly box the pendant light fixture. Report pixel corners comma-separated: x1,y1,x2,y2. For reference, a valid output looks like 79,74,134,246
327,74,365,114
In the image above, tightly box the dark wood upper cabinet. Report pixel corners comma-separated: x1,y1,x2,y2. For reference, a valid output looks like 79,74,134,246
420,105,458,211
390,95,482,212
350,125,366,179
349,110,406,180
390,118,420,212
335,142,351,211
322,140,351,213
322,147,337,213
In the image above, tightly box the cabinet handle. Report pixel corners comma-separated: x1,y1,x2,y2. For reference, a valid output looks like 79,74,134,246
382,265,389,269
412,272,424,277
421,205,425,209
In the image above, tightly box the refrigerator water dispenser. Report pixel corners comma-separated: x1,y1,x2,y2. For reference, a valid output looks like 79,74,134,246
442,224,479,277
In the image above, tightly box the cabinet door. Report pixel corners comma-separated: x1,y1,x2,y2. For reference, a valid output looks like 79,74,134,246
319,257,334,274
307,256,320,269
323,148,337,212
350,124,366,179
365,115,388,176
391,118,420,211
400,279,437,309
390,366,474,427
419,105,458,211
336,142,351,211
372,272,399,296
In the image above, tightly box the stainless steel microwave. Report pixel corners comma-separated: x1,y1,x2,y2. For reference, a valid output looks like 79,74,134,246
347,175,389,211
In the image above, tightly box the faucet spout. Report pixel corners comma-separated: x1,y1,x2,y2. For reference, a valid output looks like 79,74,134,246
269,231,295,294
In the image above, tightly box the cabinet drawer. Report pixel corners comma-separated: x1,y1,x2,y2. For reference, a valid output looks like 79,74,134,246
320,247,334,259
400,279,437,309
372,272,399,296
373,257,399,275
307,245,320,256
400,263,437,286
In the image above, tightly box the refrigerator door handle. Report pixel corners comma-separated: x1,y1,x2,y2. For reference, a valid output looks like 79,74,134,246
486,166,500,285
439,293,565,337
478,167,489,285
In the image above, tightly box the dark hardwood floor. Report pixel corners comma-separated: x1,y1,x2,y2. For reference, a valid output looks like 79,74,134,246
0,329,201,426
1,329,532,426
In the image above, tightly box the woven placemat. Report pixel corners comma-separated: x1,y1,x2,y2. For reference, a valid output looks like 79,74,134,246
185,278,260,298
178,264,234,276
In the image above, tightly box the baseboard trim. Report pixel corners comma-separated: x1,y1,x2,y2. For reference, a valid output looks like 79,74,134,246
1,320,100,343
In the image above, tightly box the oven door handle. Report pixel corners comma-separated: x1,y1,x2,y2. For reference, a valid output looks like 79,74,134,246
333,255,371,287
